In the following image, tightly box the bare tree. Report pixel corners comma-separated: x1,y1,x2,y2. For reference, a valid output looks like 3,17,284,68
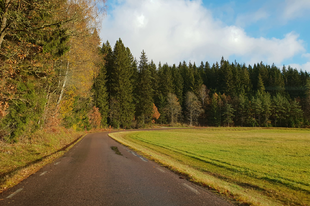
166,93,181,124
186,92,203,126
198,84,209,106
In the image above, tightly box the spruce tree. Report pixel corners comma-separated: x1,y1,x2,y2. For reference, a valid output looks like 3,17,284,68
258,92,271,126
149,60,158,101
136,50,153,125
223,103,235,127
235,94,248,126
203,61,211,86
193,63,203,93
101,41,113,113
110,38,134,128
219,58,234,96
172,64,184,107
209,93,220,126
257,74,265,94
93,64,109,126
186,62,195,93
241,66,252,95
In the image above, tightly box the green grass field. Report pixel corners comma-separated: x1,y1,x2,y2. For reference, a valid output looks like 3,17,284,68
110,128,310,206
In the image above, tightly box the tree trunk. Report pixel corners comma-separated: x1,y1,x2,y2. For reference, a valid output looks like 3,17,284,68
0,0,11,49
190,110,192,126
41,85,51,127
57,60,69,106
171,108,174,124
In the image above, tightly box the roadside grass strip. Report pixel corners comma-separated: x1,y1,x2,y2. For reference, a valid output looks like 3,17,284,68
0,129,86,193
109,128,310,206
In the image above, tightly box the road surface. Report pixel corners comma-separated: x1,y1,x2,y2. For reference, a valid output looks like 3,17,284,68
0,132,233,206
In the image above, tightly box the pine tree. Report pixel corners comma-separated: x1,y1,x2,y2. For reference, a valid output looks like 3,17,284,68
158,63,173,98
268,64,285,95
203,61,210,86
258,92,271,126
257,74,265,94
149,60,158,101
223,103,235,127
193,62,203,93
101,41,113,107
136,50,153,125
110,39,134,128
219,58,234,96
182,62,195,94
288,99,303,127
209,93,220,126
93,63,109,126
235,94,248,126
241,66,252,95
304,79,310,125
172,64,184,107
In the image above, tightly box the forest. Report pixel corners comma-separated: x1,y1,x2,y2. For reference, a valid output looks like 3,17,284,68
1,0,310,143
96,39,310,129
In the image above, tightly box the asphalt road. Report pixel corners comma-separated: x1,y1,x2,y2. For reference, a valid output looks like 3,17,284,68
0,132,233,206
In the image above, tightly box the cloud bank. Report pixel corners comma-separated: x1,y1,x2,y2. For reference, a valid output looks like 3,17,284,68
100,0,306,69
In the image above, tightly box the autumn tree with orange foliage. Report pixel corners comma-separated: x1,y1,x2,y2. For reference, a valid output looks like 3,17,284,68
152,104,160,123
89,106,102,129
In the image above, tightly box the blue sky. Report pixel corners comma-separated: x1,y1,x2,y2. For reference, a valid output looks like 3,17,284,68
100,0,310,71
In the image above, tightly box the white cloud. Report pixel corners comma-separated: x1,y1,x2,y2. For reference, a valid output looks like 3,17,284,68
100,0,305,66
288,62,310,72
283,0,310,20
302,53,310,59
236,9,269,27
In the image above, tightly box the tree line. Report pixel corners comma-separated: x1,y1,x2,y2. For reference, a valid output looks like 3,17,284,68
95,39,310,128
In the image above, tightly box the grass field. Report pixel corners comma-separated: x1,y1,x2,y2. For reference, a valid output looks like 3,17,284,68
110,128,310,206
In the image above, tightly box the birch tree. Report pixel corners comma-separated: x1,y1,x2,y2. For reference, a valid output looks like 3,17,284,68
185,92,203,126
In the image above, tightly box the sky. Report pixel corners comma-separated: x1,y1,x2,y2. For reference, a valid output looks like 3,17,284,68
99,0,310,72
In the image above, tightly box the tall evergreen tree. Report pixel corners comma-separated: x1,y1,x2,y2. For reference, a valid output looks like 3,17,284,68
93,63,108,126
101,41,113,105
257,74,265,94
241,65,252,95
219,58,234,96
183,62,195,93
172,64,184,107
110,38,134,128
136,50,153,125
149,60,158,101
223,103,235,127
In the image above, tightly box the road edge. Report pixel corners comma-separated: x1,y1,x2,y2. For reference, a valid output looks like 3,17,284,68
0,133,87,194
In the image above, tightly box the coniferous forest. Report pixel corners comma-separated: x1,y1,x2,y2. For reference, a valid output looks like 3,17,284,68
1,1,310,143
97,39,310,130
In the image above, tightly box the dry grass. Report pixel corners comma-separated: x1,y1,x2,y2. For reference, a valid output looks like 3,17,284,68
0,128,86,193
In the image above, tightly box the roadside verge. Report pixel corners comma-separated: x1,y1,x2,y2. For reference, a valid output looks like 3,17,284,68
0,130,86,193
